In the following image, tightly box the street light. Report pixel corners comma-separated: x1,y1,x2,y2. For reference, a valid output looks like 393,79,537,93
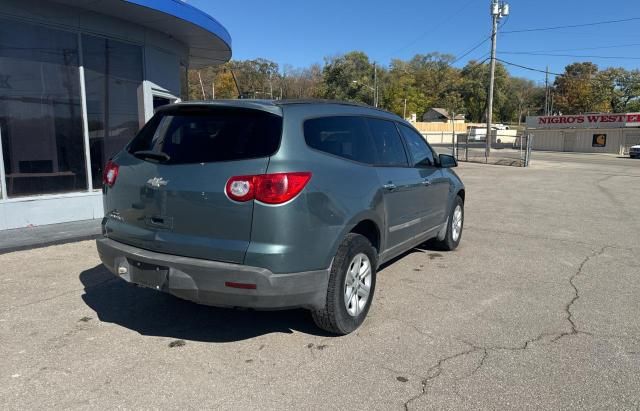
352,80,377,107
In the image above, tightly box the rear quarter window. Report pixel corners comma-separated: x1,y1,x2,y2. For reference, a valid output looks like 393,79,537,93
304,116,376,164
128,107,282,164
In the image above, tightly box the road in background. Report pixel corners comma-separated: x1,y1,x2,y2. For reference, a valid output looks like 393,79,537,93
1,152,639,409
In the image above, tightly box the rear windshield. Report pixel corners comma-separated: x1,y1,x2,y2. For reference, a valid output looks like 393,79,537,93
128,107,282,164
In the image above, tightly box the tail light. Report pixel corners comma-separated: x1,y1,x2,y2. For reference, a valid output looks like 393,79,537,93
103,160,119,187
226,172,311,204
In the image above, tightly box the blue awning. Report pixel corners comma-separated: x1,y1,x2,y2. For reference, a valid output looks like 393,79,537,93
50,0,232,67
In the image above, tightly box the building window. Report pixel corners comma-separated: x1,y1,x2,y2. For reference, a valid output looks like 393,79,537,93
82,35,142,189
0,19,87,197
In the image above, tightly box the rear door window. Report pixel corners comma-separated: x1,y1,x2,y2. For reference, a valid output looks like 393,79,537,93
397,124,436,167
304,116,376,164
366,118,409,167
128,107,282,164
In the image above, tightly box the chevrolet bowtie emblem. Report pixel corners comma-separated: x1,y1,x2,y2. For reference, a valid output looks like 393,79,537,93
147,177,168,188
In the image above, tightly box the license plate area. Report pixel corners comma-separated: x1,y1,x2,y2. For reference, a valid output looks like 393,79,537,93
129,259,169,289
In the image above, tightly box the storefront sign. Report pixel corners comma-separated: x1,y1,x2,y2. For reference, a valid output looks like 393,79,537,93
526,113,640,129
592,134,607,147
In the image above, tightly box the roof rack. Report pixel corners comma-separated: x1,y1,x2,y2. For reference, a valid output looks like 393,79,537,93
274,99,399,116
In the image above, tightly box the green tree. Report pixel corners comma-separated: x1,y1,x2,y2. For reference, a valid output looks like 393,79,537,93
322,51,378,105
381,59,421,117
553,62,601,114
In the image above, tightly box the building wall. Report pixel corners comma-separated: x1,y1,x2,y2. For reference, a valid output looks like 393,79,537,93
529,128,636,154
0,0,190,230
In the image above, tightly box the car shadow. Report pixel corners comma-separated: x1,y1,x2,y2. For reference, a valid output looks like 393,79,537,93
79,265,332,343
378,240,444,272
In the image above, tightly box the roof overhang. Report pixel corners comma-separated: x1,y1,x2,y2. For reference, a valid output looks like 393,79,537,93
50,0,231,67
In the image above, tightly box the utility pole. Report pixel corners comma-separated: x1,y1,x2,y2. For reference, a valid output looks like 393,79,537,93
403,98,407,119
373,62,378,108
544,66,549,116
486,0,509,161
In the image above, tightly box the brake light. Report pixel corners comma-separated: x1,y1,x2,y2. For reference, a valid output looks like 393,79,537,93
103,160,119,187
225,172,312,204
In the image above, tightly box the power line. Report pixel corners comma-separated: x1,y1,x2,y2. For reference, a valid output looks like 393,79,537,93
502,17,640,34
495,58,564,76
500,51,640,60
503,43,640,54
450,37,491,65
381,0,476,59
497,58,640,87
451,16,509,66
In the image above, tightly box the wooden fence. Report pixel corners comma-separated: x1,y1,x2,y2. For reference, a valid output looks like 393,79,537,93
412,122,485,133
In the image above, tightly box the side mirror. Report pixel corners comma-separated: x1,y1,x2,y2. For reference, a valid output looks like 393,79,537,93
439,154,458,168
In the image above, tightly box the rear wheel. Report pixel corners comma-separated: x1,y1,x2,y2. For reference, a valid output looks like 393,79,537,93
312,233,377,335
433,195,464,251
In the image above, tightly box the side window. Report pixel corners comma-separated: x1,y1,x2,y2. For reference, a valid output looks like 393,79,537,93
304,116,376,164
367,118,409,167
398,124,435,167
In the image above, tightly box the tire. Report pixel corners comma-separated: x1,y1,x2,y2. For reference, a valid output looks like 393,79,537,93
311,233,377,335
432,195,464,251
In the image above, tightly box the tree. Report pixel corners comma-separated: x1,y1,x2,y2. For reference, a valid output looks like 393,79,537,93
605,68,640,112
322,51,377,105
504,77,539,124
458,60,512,123
553,62,601,114
381,59,421,117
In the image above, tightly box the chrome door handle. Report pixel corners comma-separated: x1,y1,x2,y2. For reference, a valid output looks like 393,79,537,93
383,183,397,191
421,179,432,186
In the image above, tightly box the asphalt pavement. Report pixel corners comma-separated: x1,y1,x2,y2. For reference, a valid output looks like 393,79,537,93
1,152,639,409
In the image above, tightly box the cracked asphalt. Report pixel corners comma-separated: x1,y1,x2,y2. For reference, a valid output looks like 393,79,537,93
1,152,639,410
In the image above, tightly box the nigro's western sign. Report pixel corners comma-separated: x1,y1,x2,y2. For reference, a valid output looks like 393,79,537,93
526,113,640,129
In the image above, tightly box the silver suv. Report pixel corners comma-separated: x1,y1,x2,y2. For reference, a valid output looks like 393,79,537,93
96,100,465,335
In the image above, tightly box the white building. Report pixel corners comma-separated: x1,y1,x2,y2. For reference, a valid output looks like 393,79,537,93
526,114,640,155
0,0,231,230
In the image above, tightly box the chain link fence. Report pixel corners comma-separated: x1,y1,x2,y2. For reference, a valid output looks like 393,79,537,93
451,132,532,167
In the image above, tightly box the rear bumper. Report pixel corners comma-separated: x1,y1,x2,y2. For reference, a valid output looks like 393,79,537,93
96,238,329,310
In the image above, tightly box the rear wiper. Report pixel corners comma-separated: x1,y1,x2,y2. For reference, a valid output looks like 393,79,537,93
133,150,171,163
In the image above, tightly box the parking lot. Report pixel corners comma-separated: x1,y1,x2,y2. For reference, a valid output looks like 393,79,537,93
1,153,639,410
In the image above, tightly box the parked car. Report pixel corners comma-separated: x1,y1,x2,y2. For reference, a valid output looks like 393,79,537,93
630,145,640,158
468,127,486,141
96,100,466,335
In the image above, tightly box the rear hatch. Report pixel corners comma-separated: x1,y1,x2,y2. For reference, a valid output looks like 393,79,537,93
103,104,282,264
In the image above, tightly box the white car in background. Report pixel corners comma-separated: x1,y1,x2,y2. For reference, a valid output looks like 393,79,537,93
630,145,640,158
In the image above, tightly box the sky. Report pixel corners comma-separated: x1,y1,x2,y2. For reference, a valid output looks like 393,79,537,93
190,0,640,84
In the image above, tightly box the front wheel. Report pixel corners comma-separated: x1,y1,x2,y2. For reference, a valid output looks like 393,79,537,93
311,233,377,335
433,195,464,251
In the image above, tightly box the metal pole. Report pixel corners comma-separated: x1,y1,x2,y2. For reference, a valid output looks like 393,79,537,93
465,130,469,162
0,124,7,200
403,98,407,119
486,0,499,162
212,80,215,100
452,112,456,157
520,132,524,165
77,33,93,192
